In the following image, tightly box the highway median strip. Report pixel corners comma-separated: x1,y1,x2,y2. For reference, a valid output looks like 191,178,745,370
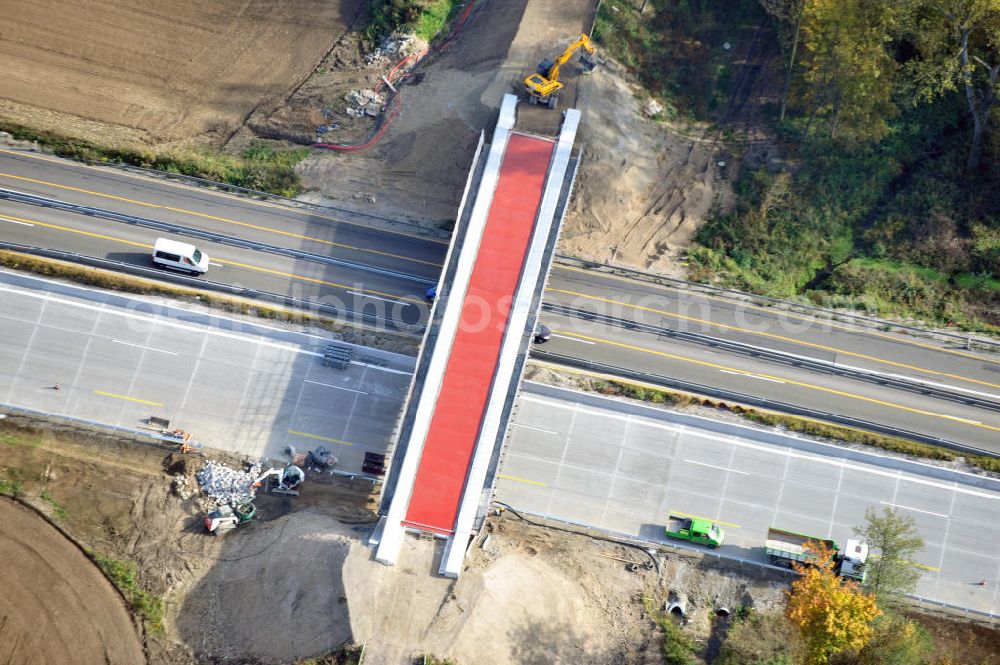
0,250,421,355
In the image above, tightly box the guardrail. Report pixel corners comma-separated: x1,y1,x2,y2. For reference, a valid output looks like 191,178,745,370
0,241,425,335
529,350,997,458
0,187,435,285
554,255,1000,353
0,146,450,240
542,302,1000,413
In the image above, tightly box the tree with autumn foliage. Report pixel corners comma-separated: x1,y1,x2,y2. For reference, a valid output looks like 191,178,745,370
785,541,882,664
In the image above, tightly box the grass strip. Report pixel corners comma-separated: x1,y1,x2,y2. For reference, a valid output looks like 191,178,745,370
2,124,308,197
0,250,420,354
92,554,164,635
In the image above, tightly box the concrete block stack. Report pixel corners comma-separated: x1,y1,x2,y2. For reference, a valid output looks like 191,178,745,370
196,460,262,505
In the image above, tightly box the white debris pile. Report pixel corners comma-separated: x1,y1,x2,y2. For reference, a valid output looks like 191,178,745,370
344,89,385,118
197,460,262,505
364,33,426,66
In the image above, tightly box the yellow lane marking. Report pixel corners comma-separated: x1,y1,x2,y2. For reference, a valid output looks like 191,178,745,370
671,511,741,529
553,264,1000,366
498,473,547,487
0,212,151,248
287,430,353,446
553,330,1000,434
904,560,940,572
551,287,1000,392
529,358,937,446
0,212,423,305
0,149,451,245
93,390,163,406
0,171,443,268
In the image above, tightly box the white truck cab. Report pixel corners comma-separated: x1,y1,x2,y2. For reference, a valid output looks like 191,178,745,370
151,237,209,276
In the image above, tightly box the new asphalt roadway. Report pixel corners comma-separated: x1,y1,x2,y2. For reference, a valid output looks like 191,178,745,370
2,148,999,451
0,270,413,468
495,383,1000,616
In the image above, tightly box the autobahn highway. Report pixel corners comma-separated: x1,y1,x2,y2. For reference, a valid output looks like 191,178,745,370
541,263,1000,453
0,148,446,327
2,148,1000,452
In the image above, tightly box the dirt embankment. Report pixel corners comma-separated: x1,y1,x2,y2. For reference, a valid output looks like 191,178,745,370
0,497,146,665
0,0,363,149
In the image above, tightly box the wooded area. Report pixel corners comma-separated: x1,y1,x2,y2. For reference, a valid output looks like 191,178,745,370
601,0,1000,332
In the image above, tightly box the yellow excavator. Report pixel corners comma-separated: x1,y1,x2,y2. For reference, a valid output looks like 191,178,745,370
524,33,597,109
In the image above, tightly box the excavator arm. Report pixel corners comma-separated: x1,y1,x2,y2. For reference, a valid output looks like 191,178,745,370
524,33,597,108
546,34,595,87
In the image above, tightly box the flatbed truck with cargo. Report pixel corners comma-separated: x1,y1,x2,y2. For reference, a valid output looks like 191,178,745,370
764,526,868,582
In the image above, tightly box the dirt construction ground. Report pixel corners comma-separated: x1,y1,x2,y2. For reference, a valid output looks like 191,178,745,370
3,409,1000,664
0,497,145,665
0,0,362,148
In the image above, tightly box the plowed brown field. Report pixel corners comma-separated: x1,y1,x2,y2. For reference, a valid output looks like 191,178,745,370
0,497,145,665
0,0,361,144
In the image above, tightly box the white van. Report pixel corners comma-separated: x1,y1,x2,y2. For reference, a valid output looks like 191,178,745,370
151,237,210,276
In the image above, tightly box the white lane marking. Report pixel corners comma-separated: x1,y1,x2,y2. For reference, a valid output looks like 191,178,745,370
0,216,34,226
0,274,414,375
720,369,786,384
209,262,224,267
347,290,409,306
520,395,576,411
349,360,411,376
519,391,1000,500
304,379,370,395
880,501,949,518
683,459,751,475
0,283,321,357
551,333,596,344
112,339,179,355
837,363,1000,402
0,271,330,340
513,423,559,435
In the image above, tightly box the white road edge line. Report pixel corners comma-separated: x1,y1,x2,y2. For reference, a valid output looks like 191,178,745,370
208,261,224,267
551,333,596,344
518,393,999,500
682,459,751,475
346,290,408,306
303,379,370,395
112,339,179,356
719,369,786,384
0,216,34,226
512,423,560,435
879,501,950,519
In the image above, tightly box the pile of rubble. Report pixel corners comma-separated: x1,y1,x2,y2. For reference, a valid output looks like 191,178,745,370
344,89,385,118
196,460,262,505
364,33,426,67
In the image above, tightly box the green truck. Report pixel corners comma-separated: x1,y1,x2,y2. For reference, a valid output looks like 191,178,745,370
764,526,869,582
665,514,725,548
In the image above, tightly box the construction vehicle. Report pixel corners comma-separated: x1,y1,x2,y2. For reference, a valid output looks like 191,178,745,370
665,514,725,548
253,465,305,496
204,501,256,535
764,527,869,582
523,33,596,109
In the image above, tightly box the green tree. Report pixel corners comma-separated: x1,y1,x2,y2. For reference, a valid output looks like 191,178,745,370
846,612,934,665
904,0,1000,170
853,506,925,601
716,609,804,664
797,0,900,142
786,541,882,664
